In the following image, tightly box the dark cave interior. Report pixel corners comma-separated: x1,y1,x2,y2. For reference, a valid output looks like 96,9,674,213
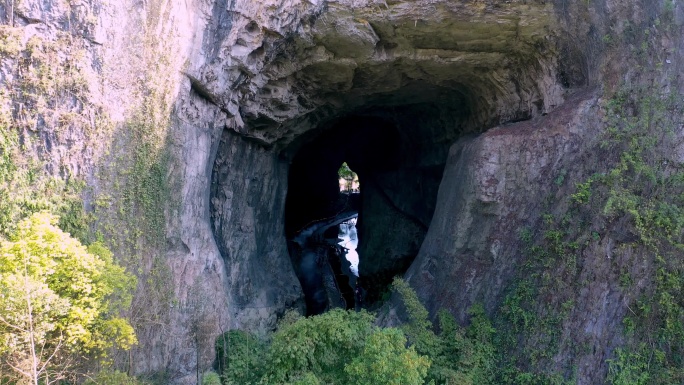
284,85,476,314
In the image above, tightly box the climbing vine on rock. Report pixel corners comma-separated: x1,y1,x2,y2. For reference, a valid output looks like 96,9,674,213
0,25,101,242
599,85,684,385
0,0,182,377
493,82,684,385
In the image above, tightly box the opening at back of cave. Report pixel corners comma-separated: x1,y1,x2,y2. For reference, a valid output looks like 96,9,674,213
283,116,399,316
284,114,439,316
338,162,360,276
286,160,362,316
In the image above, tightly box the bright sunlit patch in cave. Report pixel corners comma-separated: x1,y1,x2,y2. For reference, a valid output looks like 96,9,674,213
338,218,359,276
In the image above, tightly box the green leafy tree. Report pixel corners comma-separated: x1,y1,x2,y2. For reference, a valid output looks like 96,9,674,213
202,371,222,385
391,278,496,385
345,328,430,385
261,309,376,384
0,212,137,384
218,280,499,385
220,309,431,385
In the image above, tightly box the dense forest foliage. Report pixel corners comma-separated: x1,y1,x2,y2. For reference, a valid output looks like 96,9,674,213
214,278,496,385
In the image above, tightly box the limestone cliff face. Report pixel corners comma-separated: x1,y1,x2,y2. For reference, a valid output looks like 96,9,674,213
0,0,234,381
201,0,571,322
2,0,684,383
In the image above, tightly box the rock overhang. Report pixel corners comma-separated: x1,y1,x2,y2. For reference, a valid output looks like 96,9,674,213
198,0,577,151
207,0,588,318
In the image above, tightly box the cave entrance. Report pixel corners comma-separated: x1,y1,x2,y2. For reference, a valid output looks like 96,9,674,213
284,107,453,315
285,116,397,315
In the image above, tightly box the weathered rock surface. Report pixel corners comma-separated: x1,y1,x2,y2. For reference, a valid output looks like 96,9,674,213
210,129,303,326
403,86,601,324
201,0,567,148
3,0,684,383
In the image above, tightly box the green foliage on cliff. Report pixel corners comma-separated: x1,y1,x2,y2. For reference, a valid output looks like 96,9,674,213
392,279,496,385
345,328,430,385
0,3,183,379
217,279,500,385
492,82,684,384
202,371,222,385
600,86,684,385
217,309,428,385
0,20,176,381
0,25,99,244
607,347,653,385
0,212,137,384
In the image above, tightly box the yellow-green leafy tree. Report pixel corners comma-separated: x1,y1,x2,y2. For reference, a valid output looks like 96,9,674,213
219,308,431,385
0,212,137,384
345,328,430,385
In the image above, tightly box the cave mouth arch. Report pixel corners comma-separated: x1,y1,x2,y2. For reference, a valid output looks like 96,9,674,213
285,116,401,315
284,85,474,314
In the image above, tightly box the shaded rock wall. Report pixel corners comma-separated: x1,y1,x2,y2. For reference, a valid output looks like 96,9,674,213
404,87,601,321
210,130,302,324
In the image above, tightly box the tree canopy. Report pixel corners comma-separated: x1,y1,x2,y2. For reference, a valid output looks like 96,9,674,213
0,212,137,384
218,308,431,385
217,279,501,385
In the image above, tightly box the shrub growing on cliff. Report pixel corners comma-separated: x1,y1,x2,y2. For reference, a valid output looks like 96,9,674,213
392,278,496,385
598,87,684,384
202,371,222,385
492,85,684,384
0,212,137,384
